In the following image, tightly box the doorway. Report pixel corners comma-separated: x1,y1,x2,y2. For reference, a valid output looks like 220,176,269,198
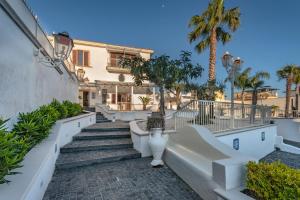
83,91,89,107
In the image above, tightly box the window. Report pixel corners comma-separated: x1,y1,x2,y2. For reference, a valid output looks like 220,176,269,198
110,52,135,67
72,50,90,67
91,92,96,99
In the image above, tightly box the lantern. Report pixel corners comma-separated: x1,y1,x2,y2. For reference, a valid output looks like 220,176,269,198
53,32,74,60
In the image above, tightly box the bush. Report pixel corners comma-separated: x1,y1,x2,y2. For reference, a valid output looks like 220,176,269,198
1,100,82,184
0,119,28,184
50,99,68,119
246,161,300,200
62,100,82,117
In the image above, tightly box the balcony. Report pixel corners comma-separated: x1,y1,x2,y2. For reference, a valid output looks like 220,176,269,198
106,57,131,74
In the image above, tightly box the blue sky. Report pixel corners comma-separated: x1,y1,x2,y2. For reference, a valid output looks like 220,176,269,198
27,0,300,97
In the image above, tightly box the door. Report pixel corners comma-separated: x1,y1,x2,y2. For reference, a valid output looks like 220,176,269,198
83,91,89,107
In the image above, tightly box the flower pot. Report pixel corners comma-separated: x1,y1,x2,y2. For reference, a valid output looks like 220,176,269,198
148,128,169,166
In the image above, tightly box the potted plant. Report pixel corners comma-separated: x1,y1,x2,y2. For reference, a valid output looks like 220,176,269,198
138,96,151,110
147,114,168,167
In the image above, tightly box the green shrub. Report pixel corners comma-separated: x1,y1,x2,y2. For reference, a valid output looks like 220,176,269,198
50,99,68,119
246,161,300,200
62,100,82,117
1,100,82,184
0,119,28,183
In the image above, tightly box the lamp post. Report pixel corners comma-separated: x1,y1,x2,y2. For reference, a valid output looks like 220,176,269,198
221,52,243,128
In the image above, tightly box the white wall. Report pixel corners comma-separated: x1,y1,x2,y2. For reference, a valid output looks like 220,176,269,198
217,125,277,159
72,43,152,83
0,1,78,128
274,118,300,142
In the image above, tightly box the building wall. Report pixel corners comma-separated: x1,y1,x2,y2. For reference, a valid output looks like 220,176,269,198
0,0,78,128
72,43,152,83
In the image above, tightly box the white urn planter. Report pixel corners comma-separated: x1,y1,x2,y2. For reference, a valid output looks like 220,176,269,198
148,128,169,166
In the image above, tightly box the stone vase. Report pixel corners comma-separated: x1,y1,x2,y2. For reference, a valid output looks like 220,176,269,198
148,128,168,166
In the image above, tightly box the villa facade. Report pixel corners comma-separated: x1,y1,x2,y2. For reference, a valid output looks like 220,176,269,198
68,38,156,111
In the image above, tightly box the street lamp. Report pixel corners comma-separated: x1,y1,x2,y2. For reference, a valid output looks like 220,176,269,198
221,51,244,128
34,31,74,72
53,32,74,61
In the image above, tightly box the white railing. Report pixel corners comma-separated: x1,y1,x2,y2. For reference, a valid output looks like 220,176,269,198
272,109,300,118
174,100,272,133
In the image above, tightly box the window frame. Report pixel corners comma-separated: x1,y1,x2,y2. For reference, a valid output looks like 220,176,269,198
72,50,90,67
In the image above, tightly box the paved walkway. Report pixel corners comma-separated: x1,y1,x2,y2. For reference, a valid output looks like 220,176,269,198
43,158,202,200
260,150,300,169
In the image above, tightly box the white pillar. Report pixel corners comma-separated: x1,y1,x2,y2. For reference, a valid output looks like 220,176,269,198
131,86,134,111
115,85,118,104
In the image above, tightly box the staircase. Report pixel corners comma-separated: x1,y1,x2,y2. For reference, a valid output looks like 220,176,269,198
56,121,141,169
96,112,112,123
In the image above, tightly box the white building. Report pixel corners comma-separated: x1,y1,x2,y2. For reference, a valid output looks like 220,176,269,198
54,38,156,111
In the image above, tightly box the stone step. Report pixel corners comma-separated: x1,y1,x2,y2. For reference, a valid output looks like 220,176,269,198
96,119,112,123
60,138,133,153
56,149,141,169
82,127,130,132
73,131,131,140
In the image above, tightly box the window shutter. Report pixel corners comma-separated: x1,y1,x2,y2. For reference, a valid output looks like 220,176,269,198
84,51,89,66
72,50,77,65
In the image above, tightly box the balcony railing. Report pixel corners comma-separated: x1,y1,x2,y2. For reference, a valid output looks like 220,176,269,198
106,58,131,74
174,100,272,133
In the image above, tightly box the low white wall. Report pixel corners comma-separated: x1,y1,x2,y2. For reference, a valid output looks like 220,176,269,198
0,112,96,200
217,125,277,159
274,118,300,142
129,120,175,157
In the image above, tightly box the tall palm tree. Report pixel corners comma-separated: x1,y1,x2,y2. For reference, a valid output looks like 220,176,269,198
188,0,240,81
248,71,270,123
277,65,299,117
234,67,251,117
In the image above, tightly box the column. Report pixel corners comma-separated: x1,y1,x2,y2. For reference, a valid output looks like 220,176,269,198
115,85,118,105
152,87,156,105
131,86,134,111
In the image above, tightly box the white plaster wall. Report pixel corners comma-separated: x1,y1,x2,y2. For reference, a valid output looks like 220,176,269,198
217,126,277,159
72,43,151,83
0,6,78,129
274,118,300,142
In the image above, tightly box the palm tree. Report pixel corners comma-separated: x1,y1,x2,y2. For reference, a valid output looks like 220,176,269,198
292,68,300,115
138,96,152,110
248,71,270,123
277,65,299,117
188,0,240,81
234,67,251,117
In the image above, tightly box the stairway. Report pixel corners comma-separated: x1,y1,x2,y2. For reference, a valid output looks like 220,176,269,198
56,121,141,169
96,112,112,123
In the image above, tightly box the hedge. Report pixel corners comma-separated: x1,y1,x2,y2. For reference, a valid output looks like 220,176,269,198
246,161,300,200
0,99,82,184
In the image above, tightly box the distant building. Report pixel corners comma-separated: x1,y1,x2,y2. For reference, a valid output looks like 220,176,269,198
234,86,278,101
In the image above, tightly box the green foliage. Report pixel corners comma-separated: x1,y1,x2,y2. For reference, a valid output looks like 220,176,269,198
0,119,28,184
246,161,300,200
62,100,82,117
146,115,165,130
189,80,225,101
138,96,152,110
1,100,82,184
50,99,68,119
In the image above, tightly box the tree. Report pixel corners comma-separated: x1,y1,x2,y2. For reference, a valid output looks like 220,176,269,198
234,67,251,117
248,71,270,122
188,0,240,81
165,51,203,110
277,65,299,117
120,52,202,116
138,96,151,110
